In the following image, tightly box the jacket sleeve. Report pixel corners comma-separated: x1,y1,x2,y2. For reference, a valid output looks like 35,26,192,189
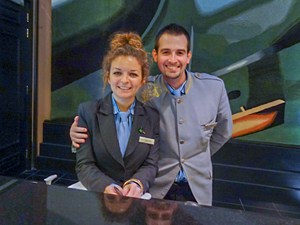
210,81,233,155
75,102,116,192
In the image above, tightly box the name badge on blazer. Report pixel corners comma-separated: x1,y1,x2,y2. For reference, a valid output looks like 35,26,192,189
139,136,155,145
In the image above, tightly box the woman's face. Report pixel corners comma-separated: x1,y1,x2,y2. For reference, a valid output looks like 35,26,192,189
108,55,144,106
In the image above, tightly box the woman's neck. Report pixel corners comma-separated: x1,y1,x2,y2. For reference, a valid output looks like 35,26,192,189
113,94,134,112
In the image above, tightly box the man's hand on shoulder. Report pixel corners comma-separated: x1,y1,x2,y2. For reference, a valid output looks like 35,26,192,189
70,116,88,148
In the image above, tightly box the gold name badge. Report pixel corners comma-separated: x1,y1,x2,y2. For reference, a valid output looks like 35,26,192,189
139,136,155,145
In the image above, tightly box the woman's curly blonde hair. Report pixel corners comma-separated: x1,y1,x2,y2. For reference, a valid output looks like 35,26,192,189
102,32,151,87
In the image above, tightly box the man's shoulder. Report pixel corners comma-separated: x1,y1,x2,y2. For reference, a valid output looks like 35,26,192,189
137,75,164,103
189,72,223,82
147,74,162,83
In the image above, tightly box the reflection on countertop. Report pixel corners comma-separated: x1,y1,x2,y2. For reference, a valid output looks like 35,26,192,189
1,175,300,225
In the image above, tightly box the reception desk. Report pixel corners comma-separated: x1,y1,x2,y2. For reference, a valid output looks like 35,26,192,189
0,175,299,225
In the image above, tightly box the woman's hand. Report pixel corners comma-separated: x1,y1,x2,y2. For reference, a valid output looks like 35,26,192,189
104,184,124,196
123,182,143,198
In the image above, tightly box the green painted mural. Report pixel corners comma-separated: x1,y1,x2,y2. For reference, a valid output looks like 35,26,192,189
51,0,300,146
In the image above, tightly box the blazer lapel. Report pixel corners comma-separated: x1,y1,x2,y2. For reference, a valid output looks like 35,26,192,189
97,94,124,167
124,101,146,157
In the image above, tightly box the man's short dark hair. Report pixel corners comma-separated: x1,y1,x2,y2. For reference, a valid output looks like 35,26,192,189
154,23,190,52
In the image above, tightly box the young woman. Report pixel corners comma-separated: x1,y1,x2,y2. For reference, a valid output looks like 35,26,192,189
76,32,159,198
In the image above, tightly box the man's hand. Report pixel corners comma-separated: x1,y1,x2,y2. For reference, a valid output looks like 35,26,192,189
70,116,88,148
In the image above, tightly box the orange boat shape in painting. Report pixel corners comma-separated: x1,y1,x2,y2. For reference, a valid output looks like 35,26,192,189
232,99,285,138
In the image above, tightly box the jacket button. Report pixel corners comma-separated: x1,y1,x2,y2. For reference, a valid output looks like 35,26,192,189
179,140,184,144
179,118,184,124
177,98,182,104
181,158,185,164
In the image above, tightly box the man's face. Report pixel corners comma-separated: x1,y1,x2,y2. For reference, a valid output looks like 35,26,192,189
152,33,192,88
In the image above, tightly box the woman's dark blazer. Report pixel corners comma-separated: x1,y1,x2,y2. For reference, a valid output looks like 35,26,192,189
76,93,160,193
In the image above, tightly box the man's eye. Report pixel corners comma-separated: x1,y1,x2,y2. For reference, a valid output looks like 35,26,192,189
161,51,169,55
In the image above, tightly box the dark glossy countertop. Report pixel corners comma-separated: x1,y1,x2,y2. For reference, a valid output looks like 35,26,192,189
1,175,300,225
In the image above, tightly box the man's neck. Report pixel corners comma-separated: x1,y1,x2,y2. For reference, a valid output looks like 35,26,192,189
163,71,187,89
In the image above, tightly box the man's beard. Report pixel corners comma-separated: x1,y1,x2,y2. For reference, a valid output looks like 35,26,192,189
165,71,181,80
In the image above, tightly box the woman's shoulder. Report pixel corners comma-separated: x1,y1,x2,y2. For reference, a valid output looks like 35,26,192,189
136,99,159,117
78,99,102,110
77,99,107,119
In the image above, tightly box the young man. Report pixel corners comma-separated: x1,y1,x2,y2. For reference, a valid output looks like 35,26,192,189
70,23,232,206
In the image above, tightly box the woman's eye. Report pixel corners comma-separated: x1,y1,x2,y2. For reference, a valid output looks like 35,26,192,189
113,71,122,76
130,73,138,77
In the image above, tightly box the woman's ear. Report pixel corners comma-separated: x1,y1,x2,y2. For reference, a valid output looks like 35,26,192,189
106,71,111,85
